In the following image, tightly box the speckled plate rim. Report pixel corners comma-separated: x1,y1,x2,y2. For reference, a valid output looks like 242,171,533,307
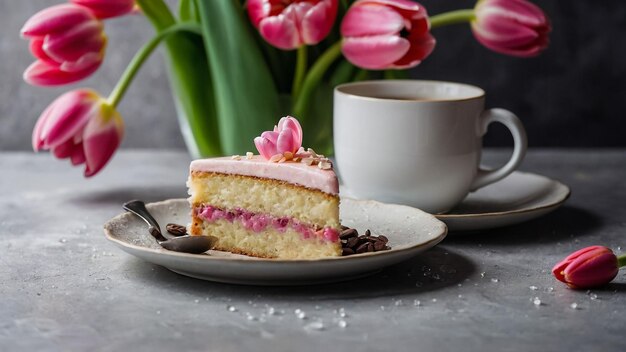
103,198,447,264
435,171,571,219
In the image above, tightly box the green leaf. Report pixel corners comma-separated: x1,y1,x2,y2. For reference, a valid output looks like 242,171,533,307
178,0,200,23
137,0,221,156
329,59,357,87
195,0,280,155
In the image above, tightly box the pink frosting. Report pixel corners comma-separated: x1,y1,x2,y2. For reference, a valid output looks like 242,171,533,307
195,205,339,242
190,155,338,195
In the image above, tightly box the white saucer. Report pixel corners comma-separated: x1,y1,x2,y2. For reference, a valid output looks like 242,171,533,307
437,171,570,232
103,198,447,286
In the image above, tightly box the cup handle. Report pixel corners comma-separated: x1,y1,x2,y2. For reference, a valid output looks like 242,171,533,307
470,108,528,191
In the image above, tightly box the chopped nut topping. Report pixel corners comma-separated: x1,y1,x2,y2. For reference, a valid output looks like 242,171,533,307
269,154,283,163
283,151,294,160
318,161,332,170
302,157,316,166
231,155,241,160
246,152,253,159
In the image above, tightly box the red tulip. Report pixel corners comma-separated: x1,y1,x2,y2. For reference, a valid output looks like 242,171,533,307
69,0,136,19
552,246,621,289
21,3,107,86
32,89,124,177
254,116,303,160
247,0,338,50
471,0,550,57
340,0,435,70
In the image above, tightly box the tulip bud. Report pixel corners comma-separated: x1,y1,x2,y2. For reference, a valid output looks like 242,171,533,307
552,246,624,289
32,89,124,177
340,0,435,70
70,0,136,19
471,0,551,57
21,4,107,86
247,0,338,50
254,116,303,160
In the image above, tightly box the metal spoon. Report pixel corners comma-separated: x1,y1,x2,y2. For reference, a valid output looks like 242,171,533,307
123,200,217,254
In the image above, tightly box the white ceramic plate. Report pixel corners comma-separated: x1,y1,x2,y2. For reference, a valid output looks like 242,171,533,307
104,198,447,285
437,171,570,232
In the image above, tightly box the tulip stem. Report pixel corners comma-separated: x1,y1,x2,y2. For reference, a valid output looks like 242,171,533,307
292,45,308,100
619,254,626,268
293,40,343,120
429,9,475,29
107,23,203,108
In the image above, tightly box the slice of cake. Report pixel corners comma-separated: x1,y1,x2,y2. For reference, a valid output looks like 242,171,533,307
187,117,341,259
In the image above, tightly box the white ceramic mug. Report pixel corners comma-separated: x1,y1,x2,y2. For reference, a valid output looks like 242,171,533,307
333,80,527,214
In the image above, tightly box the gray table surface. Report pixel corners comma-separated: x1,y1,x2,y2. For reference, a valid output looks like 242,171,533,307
1,149,625,352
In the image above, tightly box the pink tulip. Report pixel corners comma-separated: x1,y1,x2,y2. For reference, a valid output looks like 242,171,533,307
21,3,107,86
552,246,621,289
471,0,550,57
32,89,124,177
254,116,303,160
247,0,338,50
69,0,136,19
341,0,435,70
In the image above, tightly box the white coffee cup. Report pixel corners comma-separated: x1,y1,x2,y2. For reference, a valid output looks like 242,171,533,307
333,80,527,214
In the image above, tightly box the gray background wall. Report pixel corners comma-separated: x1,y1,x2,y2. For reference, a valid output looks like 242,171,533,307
1,0,624,151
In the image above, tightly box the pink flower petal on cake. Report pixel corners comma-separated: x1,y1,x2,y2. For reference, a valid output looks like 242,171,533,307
277,116,303,147
254,136,277,160
276,129,296,154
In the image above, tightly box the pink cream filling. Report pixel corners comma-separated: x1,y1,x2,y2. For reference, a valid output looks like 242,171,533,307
194,205,339,242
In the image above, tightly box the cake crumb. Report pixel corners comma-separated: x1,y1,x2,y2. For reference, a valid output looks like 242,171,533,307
269,154,282,163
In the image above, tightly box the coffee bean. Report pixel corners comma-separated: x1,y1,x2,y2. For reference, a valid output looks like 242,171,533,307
342,248,355,256
356,243,370,254
340,228,358,240
338,229,393,256
166,223,187,237
374,241,386,251
346,237,359,248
